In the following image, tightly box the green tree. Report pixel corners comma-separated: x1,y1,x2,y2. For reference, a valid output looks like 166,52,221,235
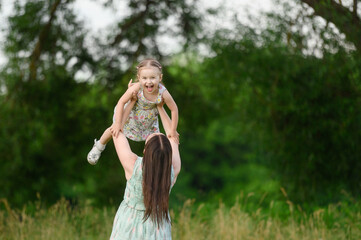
0,0,202,206
166,9,361,204
300,0,361,53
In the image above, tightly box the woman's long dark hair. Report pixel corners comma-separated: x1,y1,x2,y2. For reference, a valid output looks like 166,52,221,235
142,134,172,227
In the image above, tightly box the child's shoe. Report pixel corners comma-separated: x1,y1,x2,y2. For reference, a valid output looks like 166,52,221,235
87,139,106,165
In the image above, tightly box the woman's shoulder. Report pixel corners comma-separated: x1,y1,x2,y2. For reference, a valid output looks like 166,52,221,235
129,156,143,182
136,156,144,169
135,156,143,164
131,156,143,171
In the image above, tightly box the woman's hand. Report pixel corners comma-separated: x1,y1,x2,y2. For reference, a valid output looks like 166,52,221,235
130,91,138,102
157,97,165,108
110,122,122,137
168,129,180,145
157,98,179,144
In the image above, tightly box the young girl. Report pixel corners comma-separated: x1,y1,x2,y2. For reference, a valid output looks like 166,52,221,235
87,58,179,165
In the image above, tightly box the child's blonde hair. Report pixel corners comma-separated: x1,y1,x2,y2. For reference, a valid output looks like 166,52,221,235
136,58,163,74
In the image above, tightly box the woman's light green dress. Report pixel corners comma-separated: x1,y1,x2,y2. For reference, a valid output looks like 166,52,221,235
110,157,174,240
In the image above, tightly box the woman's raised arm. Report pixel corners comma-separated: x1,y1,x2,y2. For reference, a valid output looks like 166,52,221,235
113,132,138,180
157,105,181,183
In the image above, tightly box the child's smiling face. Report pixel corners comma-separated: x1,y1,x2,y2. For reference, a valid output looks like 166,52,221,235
138,67,162,94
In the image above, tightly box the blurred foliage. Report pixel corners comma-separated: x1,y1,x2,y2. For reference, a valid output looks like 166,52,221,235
171,42,361,204
166,4,361,204
0,0,361,208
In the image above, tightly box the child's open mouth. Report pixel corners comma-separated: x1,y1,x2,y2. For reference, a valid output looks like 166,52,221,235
146,85,154,92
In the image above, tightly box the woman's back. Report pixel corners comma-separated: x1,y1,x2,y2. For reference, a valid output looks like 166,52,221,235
110,157,174,240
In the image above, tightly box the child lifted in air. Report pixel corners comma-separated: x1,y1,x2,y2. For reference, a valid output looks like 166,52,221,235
87,58,179,165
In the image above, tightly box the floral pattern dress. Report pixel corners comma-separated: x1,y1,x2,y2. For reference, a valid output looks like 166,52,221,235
109,156,174,240
123,84,166,141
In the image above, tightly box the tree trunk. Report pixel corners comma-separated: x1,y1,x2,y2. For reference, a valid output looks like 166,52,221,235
29,0,62,81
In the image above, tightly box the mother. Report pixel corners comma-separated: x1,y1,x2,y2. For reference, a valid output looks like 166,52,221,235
109,104,181,240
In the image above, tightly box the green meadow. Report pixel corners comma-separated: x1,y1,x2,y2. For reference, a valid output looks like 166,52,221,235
1,195,360,240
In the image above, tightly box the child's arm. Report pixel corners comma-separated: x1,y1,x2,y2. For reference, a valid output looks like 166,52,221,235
111,82,141,137
157,105,181,184
162,90,179,142
120,92,137,128
120,80,138,127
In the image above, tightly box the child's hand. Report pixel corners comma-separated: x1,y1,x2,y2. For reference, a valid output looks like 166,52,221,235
130,90,138,102
110,122,122,138
168,130,179,145
128,79,135,88
128,79,138,102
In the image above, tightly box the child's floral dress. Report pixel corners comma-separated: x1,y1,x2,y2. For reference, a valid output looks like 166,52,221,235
123,84,166,141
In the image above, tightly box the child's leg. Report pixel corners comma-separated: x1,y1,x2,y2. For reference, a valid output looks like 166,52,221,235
88,97,136,165
87,127,111,165
99,127,112,145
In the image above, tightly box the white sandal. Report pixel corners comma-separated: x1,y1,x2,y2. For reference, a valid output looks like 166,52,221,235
87,139,106,165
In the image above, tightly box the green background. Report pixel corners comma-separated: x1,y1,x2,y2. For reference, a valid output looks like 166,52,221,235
1,0,361,211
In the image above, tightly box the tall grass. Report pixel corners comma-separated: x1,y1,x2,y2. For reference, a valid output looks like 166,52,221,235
1,196,360,240
172,198,361,240
0,198,114,240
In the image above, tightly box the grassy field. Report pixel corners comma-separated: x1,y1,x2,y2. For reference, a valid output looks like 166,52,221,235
1,196,360,240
